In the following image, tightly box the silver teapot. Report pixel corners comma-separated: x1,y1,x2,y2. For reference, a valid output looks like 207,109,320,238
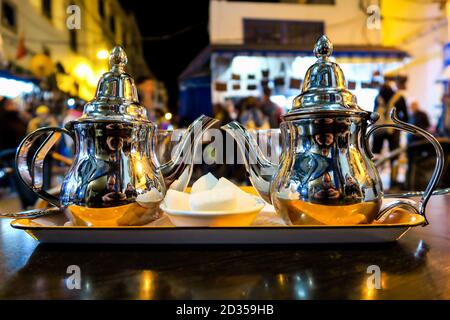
16,46,217,226
223,36,444,225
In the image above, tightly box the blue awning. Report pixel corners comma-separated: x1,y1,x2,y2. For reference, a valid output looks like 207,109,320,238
211,44,409,60
0,69,39,85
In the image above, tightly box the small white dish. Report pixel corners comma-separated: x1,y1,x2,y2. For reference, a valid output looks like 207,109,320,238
160,196,265,227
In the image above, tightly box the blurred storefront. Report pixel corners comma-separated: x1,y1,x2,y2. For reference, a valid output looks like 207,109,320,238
208,43,407,112
180,0,447,120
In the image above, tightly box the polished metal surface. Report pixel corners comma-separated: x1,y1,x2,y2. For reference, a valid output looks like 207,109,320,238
385,188,450,198
15,46,218,225
74,46,148,124
0,207,61,219
366,109,445,224
223,121,279,204
60,121,164,208
287,35,367,120
224,116,383,225
160,115,218,190
223,35,444,226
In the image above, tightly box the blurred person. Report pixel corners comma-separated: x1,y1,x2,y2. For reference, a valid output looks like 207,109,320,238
137,77,155,109
62,101,84,156
239,96,270,130
26,105,58,195
0,97,27,151
224,98,239,121
62,101,83,126
408,101,430,139
27,105,58,133
372,83,409,188
211,99,246,184
27,105,58,179
136,77,165,123
260,87,282,128
0,97,37,206
213,99,238,126
406,101,432,188
437,91,450,137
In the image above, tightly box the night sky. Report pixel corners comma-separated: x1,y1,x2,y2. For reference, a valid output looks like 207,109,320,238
119,0,210,111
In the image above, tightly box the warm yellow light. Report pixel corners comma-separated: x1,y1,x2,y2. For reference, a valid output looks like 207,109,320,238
71,62,97,100
73,62,93,79
135,161,144,175
96,49,109,60
164,112,172,121
139,270,155,300
277,274,286,286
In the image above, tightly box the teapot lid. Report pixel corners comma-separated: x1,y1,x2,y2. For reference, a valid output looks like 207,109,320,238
78,46,149,123
284,35,368,120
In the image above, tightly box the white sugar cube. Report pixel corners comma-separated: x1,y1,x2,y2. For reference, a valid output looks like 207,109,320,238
163,189,191,210
213,177,245,195
137,189,164,208
189,186,237,211
213,177,256,208
190,172,218,194
169,167,190,191
236,192,257,208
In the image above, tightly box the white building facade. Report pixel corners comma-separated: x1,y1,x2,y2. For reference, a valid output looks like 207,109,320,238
208,0,447,124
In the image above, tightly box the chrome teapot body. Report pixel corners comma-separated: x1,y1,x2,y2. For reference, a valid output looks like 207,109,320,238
60,120,162,209
16,47,217,225
224,36,444,225
272,114,383,225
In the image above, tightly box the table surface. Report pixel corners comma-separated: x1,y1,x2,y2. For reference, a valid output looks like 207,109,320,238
0,195,449,300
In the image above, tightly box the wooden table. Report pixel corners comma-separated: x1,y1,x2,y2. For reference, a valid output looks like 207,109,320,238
0,195,448,299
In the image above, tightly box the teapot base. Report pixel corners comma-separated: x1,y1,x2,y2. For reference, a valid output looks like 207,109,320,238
67,202,162,227
274,198,381,225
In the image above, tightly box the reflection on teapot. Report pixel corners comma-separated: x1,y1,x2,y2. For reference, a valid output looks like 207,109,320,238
16,46,218,226
223,35,444,226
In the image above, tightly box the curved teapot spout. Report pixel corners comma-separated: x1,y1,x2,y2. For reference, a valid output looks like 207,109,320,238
221,121,277,204
160,115,218,191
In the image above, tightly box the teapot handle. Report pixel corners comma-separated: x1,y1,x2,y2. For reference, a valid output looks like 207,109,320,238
364,108,444,225
15,127,75,208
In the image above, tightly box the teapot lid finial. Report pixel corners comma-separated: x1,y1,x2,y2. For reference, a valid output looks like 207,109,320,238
313,35,333,60
109,46,128,71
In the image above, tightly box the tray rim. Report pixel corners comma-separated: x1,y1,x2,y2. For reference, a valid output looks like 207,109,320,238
10,213,425,231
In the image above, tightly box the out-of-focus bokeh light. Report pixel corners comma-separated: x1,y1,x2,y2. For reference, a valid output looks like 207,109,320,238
0,78,35,98
271,95,288,111
96,49,109,60
73,62,93,80
164,112,173,120
231,56,265,75
67,98,76,107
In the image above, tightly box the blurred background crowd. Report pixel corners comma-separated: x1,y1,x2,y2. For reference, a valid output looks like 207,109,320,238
1,0,450,211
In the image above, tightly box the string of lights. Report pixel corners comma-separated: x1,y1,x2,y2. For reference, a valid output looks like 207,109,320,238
3,17,207,47
140,21,208,41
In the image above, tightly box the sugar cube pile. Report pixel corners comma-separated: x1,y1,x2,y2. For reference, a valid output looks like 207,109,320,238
163,173,257,212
